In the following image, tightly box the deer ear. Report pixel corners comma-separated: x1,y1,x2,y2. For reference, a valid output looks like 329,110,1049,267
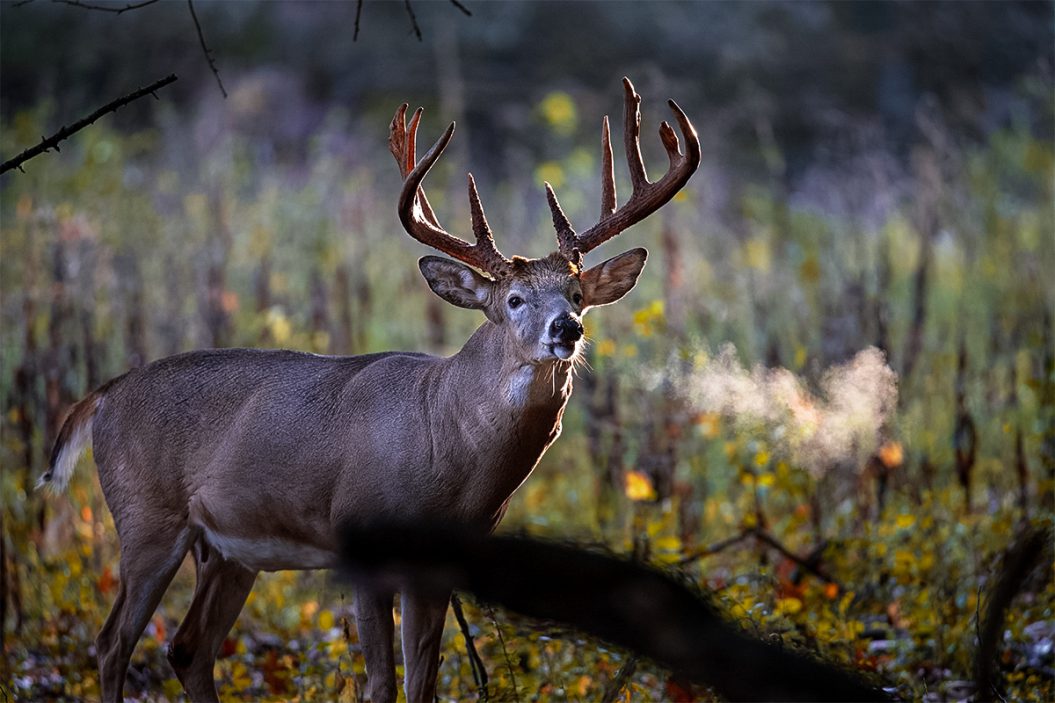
580,248,647,310
419,256,494,310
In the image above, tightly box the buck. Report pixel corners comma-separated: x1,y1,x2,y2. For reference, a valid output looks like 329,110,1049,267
40,78,699,703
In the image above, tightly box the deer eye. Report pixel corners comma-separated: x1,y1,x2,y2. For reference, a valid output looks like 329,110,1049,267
572,292,583,305
507,295,524,310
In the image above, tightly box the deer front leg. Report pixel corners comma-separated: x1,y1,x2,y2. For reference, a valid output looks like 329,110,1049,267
400,589,451,703
354,585,397,703
167,540,257,702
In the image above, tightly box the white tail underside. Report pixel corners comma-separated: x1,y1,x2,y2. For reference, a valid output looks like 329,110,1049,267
37,414,94,493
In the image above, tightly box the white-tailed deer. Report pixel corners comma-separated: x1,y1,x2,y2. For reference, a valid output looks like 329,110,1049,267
40,78,699,703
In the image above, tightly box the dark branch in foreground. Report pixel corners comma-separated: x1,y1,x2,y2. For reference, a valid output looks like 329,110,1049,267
975,526,1052,702
339,524,890,702
0,74,177,176
187,0,226,98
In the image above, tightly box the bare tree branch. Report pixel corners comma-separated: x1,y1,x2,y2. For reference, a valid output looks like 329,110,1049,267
352,0,469,42
186,0,227,98
975,526,1052,702
1,73,178,176
403,0,422,41
600,655,638,703
50,0,160,13
450,593,489,701
680,527,840,586
353,0,364,41
449,0,471,16
484,605,520,703
678,529,755,565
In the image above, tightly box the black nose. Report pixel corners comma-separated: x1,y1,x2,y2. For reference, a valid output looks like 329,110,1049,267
550,314,583,342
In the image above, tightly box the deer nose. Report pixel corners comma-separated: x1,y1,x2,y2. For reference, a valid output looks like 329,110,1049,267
550,314,583,343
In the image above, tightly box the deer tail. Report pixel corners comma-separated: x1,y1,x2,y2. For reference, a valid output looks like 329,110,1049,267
37,374,125,494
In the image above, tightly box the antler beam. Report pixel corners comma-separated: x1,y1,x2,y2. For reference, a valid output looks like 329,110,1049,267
548,77,701,262
389,104,512,278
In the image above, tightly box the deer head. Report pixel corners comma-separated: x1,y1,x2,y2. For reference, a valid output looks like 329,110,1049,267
390,77,701,366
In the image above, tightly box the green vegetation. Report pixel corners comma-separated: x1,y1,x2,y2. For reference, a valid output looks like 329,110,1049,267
2,95,1051,701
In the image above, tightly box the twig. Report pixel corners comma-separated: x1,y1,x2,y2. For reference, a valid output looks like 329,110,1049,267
0,73,178,175
975,526,1051,702
680,527,840,586
51,0,160,13
448,0,471,16
600,654,638,703
403,0,422,41
13,0,37,7
451,593,489,701
752,529,840,586
485,605,520,703
353,0,363,41
678,529,754,565
186,0,226,98
353,0,468,42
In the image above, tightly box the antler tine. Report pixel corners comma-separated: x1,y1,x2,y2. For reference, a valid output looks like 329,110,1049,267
622,77,649,192
391,105,512,278
549,77,701,259
600,115,616,218
546,182,581,267
466,173,512,275
389,104,442,229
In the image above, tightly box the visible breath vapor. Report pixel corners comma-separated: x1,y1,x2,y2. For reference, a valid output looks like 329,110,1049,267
646,345,898,474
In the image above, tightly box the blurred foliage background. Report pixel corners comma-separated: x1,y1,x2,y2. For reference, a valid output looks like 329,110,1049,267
1,1,1053,701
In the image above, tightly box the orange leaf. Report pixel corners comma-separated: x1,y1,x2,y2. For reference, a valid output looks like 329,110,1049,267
152,615,166,643
97,566,116,595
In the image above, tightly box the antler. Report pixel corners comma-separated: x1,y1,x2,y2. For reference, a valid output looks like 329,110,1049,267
389,104,513,278
547,77,701,264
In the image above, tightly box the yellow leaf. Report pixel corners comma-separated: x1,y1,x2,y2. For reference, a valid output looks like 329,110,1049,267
895,514,915,529
535,161,566,189
539,91,578,135
624,471,657,502
319,609,335,631
653,536,681,552
162,678,183,700
775,597,803,616
267,307,292,344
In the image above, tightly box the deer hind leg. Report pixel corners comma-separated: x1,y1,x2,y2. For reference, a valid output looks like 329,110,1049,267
168,538,257,703
96,522,195,703
354,585,397,703
400,589,451,703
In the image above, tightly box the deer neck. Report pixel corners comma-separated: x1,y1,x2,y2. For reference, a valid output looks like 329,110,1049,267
451,322,573,413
